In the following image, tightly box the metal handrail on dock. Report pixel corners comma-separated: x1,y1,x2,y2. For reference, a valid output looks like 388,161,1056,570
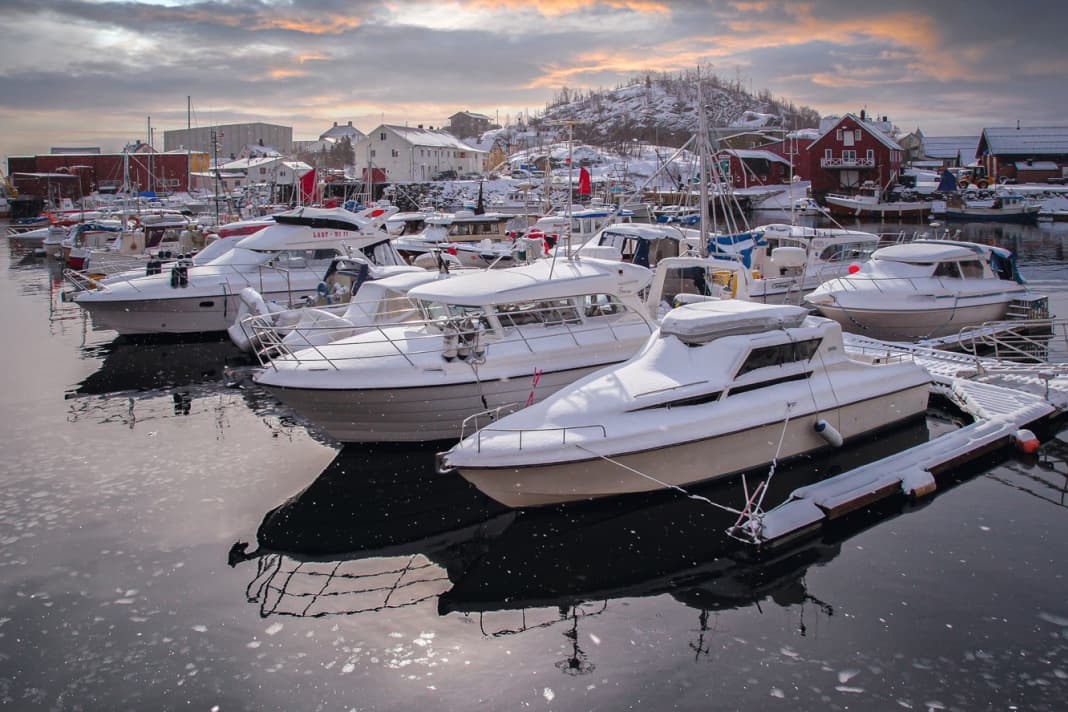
729,332,1068,549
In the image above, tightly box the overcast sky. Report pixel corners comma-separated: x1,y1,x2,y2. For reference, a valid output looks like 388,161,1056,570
1,0,1065,161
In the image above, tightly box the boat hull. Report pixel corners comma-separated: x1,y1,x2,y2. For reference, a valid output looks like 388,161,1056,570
257,363,614,443
824,197,931,219
943,208,1040,224
455,384,931,507
813,299,1016,340
76,286,320,334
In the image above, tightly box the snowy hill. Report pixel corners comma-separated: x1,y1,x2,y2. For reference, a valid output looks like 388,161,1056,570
523,70,820,149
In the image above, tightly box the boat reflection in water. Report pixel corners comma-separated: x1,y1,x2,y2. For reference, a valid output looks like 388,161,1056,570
231,410,977,649
69,334,247,399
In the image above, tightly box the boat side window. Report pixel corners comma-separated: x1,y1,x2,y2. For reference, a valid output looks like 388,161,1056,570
819,241,873,262
735,338,822,377
420,301,491,330
661,267,713,306
958,260,985,279
582,293,623,318
496,299,581,327
933,261,961,279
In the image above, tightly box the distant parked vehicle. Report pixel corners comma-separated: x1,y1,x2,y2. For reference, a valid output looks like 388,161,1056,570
432,170,458,181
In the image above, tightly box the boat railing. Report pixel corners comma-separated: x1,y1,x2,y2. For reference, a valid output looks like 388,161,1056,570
952,317,1066,363
457,403,524,441
249,305,653,371
244,300,423,363
473,423,609,453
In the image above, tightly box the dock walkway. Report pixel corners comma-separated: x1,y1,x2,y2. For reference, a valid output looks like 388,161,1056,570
733,334,1068,547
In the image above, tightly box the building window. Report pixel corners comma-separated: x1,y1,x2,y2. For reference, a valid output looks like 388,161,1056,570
836,129,843,141
843,150,856,162
391,149,399,158
854,129,862,141
370,149,376,158
824,148,832,159
867,149,875,162
379,132,386,140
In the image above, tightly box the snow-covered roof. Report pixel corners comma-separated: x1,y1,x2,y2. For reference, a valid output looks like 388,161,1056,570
217,155,286,171
381,125,487,153
980,126,1068,156
722,149,791,166
319,121,364,142
812,113,901,152
1014,160,1060,171
450,110,492,122
922,135,979,161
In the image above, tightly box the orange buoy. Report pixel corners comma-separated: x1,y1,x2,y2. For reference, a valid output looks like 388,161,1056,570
1013,429,1040,454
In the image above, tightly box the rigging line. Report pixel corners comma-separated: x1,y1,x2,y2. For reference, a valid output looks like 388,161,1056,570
752,399,797,515
572,443,745,515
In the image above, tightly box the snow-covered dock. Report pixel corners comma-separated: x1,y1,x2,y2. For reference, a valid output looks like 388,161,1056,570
733,334,1068,548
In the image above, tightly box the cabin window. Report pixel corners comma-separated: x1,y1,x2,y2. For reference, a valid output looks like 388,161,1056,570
632,390,722,411
958,260,985,279
819,241,874,262
495,299,581,327
933,261,961,279
660,266,714,306
582,293,623,318
421,302,492,330
735,338,822,377
728,372,811,397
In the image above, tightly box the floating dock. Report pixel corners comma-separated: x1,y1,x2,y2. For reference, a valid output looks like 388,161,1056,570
733,335,1068,548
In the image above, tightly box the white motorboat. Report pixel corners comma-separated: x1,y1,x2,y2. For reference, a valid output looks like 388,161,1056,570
71,205,406,335
804,240,1034,340
393,211,522,265
824,182,932,219
440,300,931,508
568,221,877,306
251,256,658,443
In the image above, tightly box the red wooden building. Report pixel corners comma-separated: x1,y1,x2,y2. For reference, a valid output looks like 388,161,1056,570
805,113,904,199
6,151,195,197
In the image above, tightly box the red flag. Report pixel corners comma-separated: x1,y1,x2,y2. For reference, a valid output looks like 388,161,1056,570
577,167,591,196
299,168,317,204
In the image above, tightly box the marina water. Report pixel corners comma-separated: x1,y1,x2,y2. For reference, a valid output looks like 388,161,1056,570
3,217,1068,710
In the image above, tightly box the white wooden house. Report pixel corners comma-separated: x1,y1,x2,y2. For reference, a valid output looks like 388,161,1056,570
354,124,487,181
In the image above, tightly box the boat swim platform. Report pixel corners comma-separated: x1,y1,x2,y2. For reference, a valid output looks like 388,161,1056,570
733,333,1068,549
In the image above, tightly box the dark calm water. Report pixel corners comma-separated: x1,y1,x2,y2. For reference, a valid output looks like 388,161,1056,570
4,218,1068,711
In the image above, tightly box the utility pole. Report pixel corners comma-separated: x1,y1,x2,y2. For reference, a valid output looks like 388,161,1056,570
211,128,220,225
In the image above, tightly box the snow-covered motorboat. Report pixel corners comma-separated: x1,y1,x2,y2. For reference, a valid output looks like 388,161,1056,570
251,257,658,443
71,205,406,335
440,300,931,507
804,240,1034,340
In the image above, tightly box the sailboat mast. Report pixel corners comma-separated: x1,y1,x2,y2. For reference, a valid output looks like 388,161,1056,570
696,70,711,247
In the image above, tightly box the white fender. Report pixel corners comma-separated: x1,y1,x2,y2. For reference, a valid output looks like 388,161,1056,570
226,287,272,352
